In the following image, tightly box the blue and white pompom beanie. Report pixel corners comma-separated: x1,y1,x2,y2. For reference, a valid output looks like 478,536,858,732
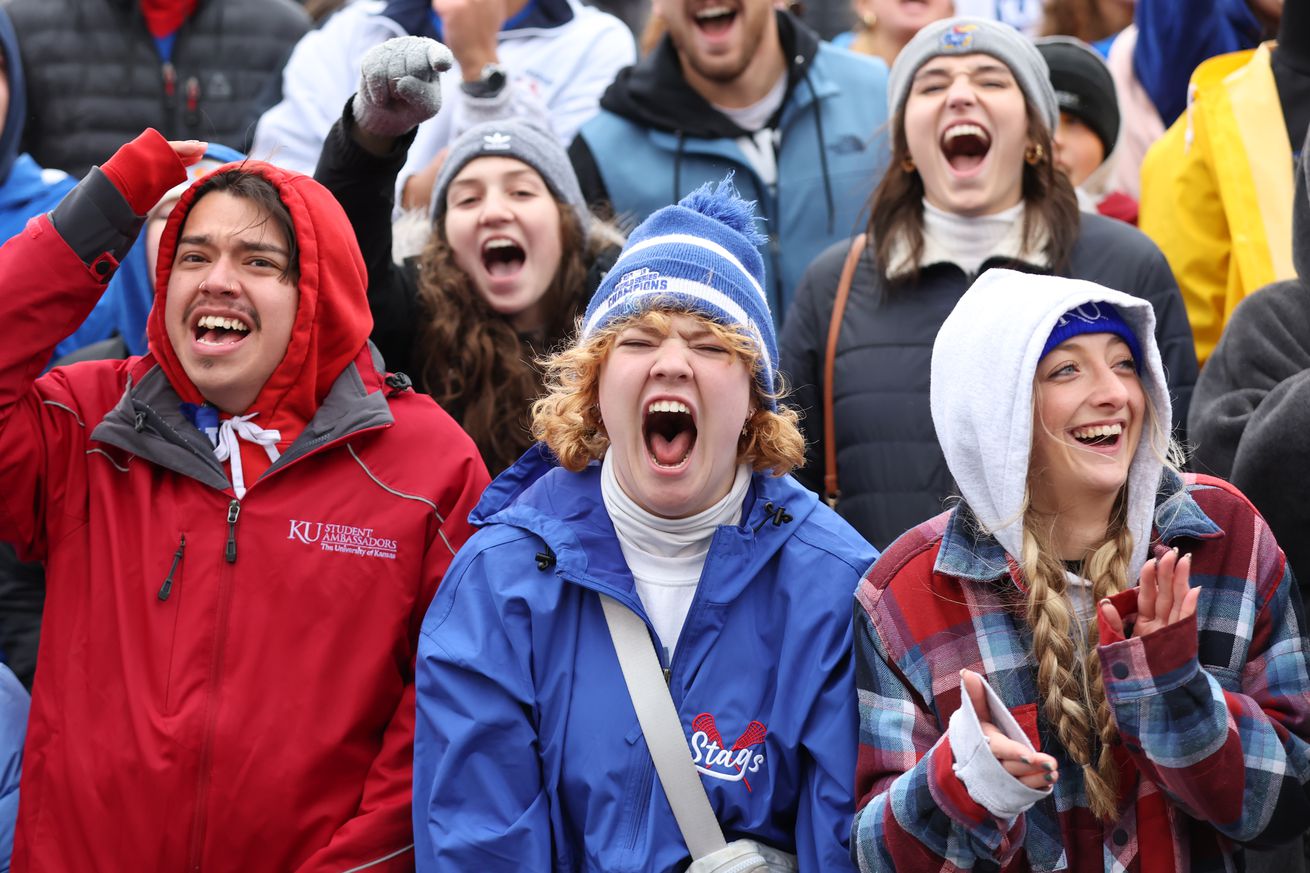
581,177,778,408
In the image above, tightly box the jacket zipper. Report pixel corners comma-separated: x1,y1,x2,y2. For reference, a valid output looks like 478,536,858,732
161,61,178,133
225,500,239,563
186,501,241,868
158,535,186,601
184,76,201,130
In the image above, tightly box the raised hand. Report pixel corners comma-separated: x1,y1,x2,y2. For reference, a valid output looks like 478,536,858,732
100,130,201,215
167,140,208,167
352,36,456,139
961,670,1059,791
1100,547,1199,639
432,0,508,81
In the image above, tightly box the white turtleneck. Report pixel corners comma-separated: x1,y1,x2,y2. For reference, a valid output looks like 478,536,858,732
920,200,1035,276
600,453,752,661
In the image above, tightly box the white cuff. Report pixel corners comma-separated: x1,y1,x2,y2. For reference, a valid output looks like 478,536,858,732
947,671,1052,820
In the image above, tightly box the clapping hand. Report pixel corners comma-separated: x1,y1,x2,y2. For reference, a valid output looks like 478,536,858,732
1100,547,1199,639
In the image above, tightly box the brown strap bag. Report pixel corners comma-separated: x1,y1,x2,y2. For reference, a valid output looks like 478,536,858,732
822,233,867,510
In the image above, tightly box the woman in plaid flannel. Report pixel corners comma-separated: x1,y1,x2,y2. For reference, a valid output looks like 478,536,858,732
851,269,1310,872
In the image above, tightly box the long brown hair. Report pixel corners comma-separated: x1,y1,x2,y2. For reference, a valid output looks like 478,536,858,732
414,201,603,475
868,106,1080,286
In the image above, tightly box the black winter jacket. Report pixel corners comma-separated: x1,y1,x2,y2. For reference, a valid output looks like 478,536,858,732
779,213,1199,549
6,0,309,177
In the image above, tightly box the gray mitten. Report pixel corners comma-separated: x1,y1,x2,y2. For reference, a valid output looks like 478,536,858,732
351,36,455,138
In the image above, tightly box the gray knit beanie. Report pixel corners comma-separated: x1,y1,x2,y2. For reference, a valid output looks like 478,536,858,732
431,120,589,232
888,17,1058,133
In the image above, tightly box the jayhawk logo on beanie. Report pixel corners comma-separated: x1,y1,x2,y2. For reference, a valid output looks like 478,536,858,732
941,23,979,51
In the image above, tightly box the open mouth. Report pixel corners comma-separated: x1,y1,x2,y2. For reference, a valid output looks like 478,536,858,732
482,238,525,278
1071,423,1123,449
940,123,991,173
644,399,697,468
693,4,738,35
193,314,251,347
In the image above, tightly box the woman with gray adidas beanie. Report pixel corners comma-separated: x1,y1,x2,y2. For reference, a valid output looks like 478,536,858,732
314,36,623,474
412,179,877,872
778,16,1198,552
852,269,1309,872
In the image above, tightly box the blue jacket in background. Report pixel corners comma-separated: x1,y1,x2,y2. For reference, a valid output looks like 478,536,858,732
572,13,889,324
1134,0,1264,125
413,445,878,872
0,665,28,873
0,6,73,245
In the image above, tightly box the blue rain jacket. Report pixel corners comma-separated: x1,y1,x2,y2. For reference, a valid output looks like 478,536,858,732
0,664,28,873
414,445,878,871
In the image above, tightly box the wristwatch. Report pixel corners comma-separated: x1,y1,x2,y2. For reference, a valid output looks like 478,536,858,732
461,62,508,99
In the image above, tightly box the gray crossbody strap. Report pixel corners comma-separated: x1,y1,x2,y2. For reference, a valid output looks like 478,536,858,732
599,593,728,860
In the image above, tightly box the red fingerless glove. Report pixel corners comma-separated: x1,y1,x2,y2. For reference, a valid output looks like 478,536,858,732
99,128,189,215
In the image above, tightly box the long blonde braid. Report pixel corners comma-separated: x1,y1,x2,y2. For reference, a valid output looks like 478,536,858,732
1079,497,1134,818
1020,493,1132,820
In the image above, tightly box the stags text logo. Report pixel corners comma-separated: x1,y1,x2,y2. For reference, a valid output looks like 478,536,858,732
287,519,398,560
690,713,767,791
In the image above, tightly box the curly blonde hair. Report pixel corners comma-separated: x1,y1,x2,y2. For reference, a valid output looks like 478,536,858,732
531,308,804,475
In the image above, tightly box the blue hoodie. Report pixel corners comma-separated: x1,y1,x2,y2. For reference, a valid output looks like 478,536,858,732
0,7,73,246
413,445,877,871
0,664,27,873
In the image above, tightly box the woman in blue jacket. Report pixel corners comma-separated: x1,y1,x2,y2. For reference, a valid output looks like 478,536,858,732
412,181,879,872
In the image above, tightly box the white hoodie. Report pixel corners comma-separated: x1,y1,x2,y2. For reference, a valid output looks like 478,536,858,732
929,268,1172,584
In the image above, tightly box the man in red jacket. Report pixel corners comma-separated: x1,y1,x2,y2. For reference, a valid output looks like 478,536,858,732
0,130,490,872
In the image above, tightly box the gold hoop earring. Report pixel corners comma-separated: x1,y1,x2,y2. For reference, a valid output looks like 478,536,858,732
1024,143,1044,166
900,157,916,173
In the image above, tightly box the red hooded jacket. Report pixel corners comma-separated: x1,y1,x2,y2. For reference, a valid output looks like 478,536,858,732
0,131,490,871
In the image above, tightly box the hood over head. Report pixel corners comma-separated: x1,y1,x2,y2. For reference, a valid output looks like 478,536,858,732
146,160,373,432
930,268,1170,580
0,6,28,185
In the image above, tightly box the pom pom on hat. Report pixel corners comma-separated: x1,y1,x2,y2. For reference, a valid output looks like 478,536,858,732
582,176,777,408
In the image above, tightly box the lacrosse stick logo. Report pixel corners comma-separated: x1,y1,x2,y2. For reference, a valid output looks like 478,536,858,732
690,712,768,791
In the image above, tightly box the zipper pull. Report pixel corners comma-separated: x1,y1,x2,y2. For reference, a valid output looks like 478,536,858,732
158,535,186,601
184,76,200,127
663,667,672,686
225,500,240,563
162,61,176,98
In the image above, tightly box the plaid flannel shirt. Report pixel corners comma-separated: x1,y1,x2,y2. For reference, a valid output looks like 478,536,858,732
852,472,1310,872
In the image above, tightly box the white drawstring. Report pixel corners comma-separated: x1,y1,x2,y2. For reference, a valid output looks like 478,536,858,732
213,413,282,500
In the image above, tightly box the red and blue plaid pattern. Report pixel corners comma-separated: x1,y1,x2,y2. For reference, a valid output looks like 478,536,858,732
852,473,1310,872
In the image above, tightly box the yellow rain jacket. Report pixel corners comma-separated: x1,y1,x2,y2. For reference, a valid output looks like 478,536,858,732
1139,44,1295,366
